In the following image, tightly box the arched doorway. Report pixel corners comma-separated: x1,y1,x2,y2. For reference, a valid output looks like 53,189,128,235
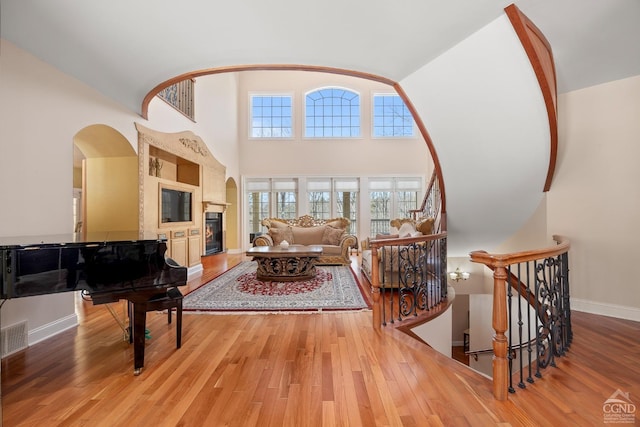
73,124,138,234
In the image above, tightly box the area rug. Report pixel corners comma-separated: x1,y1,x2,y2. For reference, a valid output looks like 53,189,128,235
183,261,370,313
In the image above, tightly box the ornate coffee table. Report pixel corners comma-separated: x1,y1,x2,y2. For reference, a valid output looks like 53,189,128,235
246,245,323,281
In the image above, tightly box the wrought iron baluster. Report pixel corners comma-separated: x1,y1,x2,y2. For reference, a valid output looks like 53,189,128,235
534,259,542,379
516,262,526,390
507,265,515,394
526,261,534,385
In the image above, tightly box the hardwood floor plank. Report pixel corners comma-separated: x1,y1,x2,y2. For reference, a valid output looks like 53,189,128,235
2,253,639,426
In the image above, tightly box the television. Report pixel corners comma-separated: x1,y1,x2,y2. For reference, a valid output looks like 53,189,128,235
161,188,192,223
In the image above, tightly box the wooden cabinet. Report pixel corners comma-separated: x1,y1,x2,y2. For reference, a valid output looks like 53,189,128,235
188,228,202,267
169,230,188,267
166,229,201,268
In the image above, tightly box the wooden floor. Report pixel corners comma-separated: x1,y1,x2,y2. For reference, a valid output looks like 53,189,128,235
2,253,639,426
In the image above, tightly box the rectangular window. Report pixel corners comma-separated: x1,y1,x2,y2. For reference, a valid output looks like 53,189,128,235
246,178,298,237
373,94,414,137
308,180,331,219
250,95,293,138
368,177,421,236
307,178,359,233
246,180,271,234
335,178,359,234
273,179,297,219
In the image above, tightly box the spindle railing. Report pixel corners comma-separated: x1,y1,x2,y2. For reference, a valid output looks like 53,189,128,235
469,235,571,400
410,171,443,232
369,233,448,330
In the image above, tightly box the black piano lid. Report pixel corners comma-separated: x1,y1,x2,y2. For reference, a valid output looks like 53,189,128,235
0,231,167,249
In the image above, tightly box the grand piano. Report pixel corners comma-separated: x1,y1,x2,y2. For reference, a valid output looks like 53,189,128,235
0,231,187,375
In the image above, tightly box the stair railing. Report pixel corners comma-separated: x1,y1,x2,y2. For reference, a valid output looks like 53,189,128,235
469,235,571,400
410,170,443,232
369,232,448,330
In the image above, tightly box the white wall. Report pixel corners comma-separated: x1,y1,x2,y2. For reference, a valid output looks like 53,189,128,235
237,70,432,176
548,75,640,318
0,40,145,338
0,39,242,343
411,290,454,358
400,15,549,256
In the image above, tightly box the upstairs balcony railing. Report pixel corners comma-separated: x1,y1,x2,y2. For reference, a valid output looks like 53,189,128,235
367,170,449,329
469,236,572,400
368,233,448,330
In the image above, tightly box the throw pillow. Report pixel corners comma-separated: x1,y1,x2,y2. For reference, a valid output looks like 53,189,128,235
293,226,325,245
325,218,349,230
416,217,435,235
268,219,289,229
397,222,416,238
322,226,345,245
269,227,294,245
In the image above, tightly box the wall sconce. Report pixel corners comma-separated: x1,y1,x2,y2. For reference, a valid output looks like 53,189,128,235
449,267,470,282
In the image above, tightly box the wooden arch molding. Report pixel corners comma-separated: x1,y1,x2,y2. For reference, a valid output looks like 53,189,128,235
141,64,447,214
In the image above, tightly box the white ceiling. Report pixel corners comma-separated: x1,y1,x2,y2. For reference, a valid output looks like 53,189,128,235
1,0,639,115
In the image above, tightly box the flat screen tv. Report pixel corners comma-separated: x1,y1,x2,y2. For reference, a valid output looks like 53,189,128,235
161,188,192,223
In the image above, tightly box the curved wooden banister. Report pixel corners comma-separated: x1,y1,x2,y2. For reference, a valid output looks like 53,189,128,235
368,232,447,251
469,235,570,267
505,4,558,192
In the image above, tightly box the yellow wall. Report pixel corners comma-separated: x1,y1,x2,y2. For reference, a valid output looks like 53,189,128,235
226,178,239,250
85,156,139,232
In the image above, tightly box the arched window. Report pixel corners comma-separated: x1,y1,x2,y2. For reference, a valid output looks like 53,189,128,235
305,88,360,138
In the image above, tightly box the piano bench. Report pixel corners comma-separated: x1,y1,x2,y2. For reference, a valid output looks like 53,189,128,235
140,287,183,349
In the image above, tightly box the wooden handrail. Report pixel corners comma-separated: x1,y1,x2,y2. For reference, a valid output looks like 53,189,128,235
505,4,558,192
469,235,569,267
410,169,439,217
469,235,571,401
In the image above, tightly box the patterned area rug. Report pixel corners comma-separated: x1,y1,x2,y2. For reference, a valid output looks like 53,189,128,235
183,261,370,313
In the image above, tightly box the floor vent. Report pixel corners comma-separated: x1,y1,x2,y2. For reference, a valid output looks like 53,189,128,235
1,321,28,358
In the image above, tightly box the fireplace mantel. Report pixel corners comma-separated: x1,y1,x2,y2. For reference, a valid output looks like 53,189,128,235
202,200,230,212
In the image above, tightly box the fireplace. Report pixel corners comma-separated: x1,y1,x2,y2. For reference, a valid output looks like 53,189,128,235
205,212,223,255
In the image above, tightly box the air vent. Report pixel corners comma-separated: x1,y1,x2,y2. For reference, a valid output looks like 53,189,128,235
1,320,28,358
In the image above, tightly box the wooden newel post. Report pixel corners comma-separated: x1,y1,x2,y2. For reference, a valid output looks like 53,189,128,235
371,244,381,330
492,265,509,401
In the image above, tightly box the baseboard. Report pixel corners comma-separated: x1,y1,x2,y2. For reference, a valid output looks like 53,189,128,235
227,248,242,254
188,263,204,277
571,298,640,322
28,313,78,347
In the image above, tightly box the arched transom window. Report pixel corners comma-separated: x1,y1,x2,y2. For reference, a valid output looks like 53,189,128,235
305,88,360,138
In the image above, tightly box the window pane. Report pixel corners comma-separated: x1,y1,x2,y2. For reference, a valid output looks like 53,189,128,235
372,94,414,137
397,191,418,219
336,191,358,234
275,191,297,219
370,191,391,235
248,191,269,233
305,88,360,138
308,191,330,219
251,95,293,139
